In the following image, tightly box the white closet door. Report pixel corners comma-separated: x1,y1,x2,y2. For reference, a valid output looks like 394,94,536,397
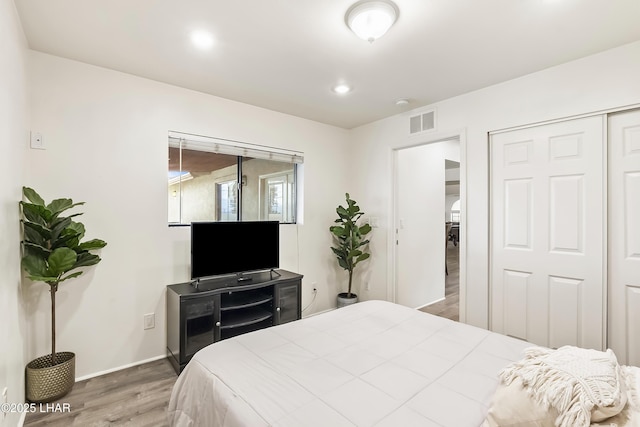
490,116,605,350
608,109,640,366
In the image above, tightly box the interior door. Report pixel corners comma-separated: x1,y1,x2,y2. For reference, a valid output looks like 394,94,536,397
395,143,446,308
608,109,640,365
490,116,605,350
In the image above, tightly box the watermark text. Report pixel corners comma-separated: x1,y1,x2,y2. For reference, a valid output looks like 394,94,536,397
1,402,71,413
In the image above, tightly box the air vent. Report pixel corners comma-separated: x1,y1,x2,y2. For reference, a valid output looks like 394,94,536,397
409,110,436,135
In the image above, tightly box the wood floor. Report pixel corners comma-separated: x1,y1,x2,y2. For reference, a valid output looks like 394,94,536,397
24,245,459,426
23,358,177,427
419,241,460,321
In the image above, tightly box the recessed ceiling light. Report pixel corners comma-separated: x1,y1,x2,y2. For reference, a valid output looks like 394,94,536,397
333,84,352,95
190,30,215,50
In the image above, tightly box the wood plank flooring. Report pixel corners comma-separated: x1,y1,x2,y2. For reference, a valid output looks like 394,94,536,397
23,358,177,427
24,246,459,426
420,242,460,321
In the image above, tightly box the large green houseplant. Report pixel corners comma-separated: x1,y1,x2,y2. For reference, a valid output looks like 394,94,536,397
329,193,372,307
20,187,107,402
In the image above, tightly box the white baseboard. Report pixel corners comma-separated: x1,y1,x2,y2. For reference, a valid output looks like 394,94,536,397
75,354,167,382
415,297,445,310
17,411,27,427
302,307,335,318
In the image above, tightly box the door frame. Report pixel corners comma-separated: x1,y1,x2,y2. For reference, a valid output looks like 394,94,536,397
389,129,467,321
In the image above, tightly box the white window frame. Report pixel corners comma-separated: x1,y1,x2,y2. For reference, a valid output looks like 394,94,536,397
258,170,295,222
168,131,303,225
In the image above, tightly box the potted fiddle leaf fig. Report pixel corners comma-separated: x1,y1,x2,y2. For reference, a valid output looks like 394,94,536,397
20,187,107,402
329,193,372,308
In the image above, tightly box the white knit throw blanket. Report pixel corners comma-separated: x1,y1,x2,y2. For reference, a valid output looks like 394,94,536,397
500,346,626,427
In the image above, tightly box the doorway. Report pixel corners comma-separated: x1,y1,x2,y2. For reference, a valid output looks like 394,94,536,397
393,137,461,319
421,160,461,321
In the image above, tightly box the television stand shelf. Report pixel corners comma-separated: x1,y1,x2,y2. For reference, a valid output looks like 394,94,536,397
166,269,302,374
220,291,273,310
221,305,272,329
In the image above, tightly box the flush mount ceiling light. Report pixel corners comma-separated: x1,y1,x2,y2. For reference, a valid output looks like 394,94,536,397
345,0,399,43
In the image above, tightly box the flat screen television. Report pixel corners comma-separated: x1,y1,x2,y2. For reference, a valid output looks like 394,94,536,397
191,221,279,280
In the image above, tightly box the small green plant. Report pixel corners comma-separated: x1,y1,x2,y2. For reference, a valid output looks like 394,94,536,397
329,193,372,297
20,187,107,365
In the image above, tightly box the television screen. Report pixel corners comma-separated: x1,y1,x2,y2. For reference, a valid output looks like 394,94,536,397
191,221,279,279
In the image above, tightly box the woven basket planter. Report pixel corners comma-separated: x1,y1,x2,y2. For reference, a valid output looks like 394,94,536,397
25,352,75,403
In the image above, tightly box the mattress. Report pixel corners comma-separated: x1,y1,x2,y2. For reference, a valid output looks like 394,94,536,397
167,300,531,427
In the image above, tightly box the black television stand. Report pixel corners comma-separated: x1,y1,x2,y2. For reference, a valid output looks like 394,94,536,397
269,268,281,278
166,269,303,374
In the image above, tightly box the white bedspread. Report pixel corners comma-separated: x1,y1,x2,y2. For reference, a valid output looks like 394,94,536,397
168,300,531,427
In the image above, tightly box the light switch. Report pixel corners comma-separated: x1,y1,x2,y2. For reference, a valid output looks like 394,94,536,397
144,313,155,330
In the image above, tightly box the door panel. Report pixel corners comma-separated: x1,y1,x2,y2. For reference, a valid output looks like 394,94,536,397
491,116,605,350
395,143,446,308
608,109,640,365
549,175,583,253
548,276,582,348
503,270,531,339
504,179,532,249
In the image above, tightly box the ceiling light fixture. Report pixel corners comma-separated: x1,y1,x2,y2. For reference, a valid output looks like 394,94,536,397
333,84,351,95
190,30,214,50
345,0,399,43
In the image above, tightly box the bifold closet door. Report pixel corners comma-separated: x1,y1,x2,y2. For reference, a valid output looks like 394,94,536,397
490,116,605,350
608,109,640,366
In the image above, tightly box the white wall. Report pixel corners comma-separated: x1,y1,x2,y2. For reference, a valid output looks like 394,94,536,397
0,0,28,424
351,40,640,328
25,51,350,378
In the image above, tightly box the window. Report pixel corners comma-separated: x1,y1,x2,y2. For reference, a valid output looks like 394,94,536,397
260,171,295,222
168,132,302,224
216,180,237,221
450,199,460,222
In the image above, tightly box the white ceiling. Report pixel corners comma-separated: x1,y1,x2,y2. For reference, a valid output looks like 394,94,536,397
15,0,640,129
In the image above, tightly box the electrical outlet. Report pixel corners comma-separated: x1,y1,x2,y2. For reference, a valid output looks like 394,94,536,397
312,282,318,293
30,131,45,150
143,313,155,330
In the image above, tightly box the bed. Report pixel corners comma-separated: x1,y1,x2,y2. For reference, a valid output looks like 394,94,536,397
168,300,533,426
